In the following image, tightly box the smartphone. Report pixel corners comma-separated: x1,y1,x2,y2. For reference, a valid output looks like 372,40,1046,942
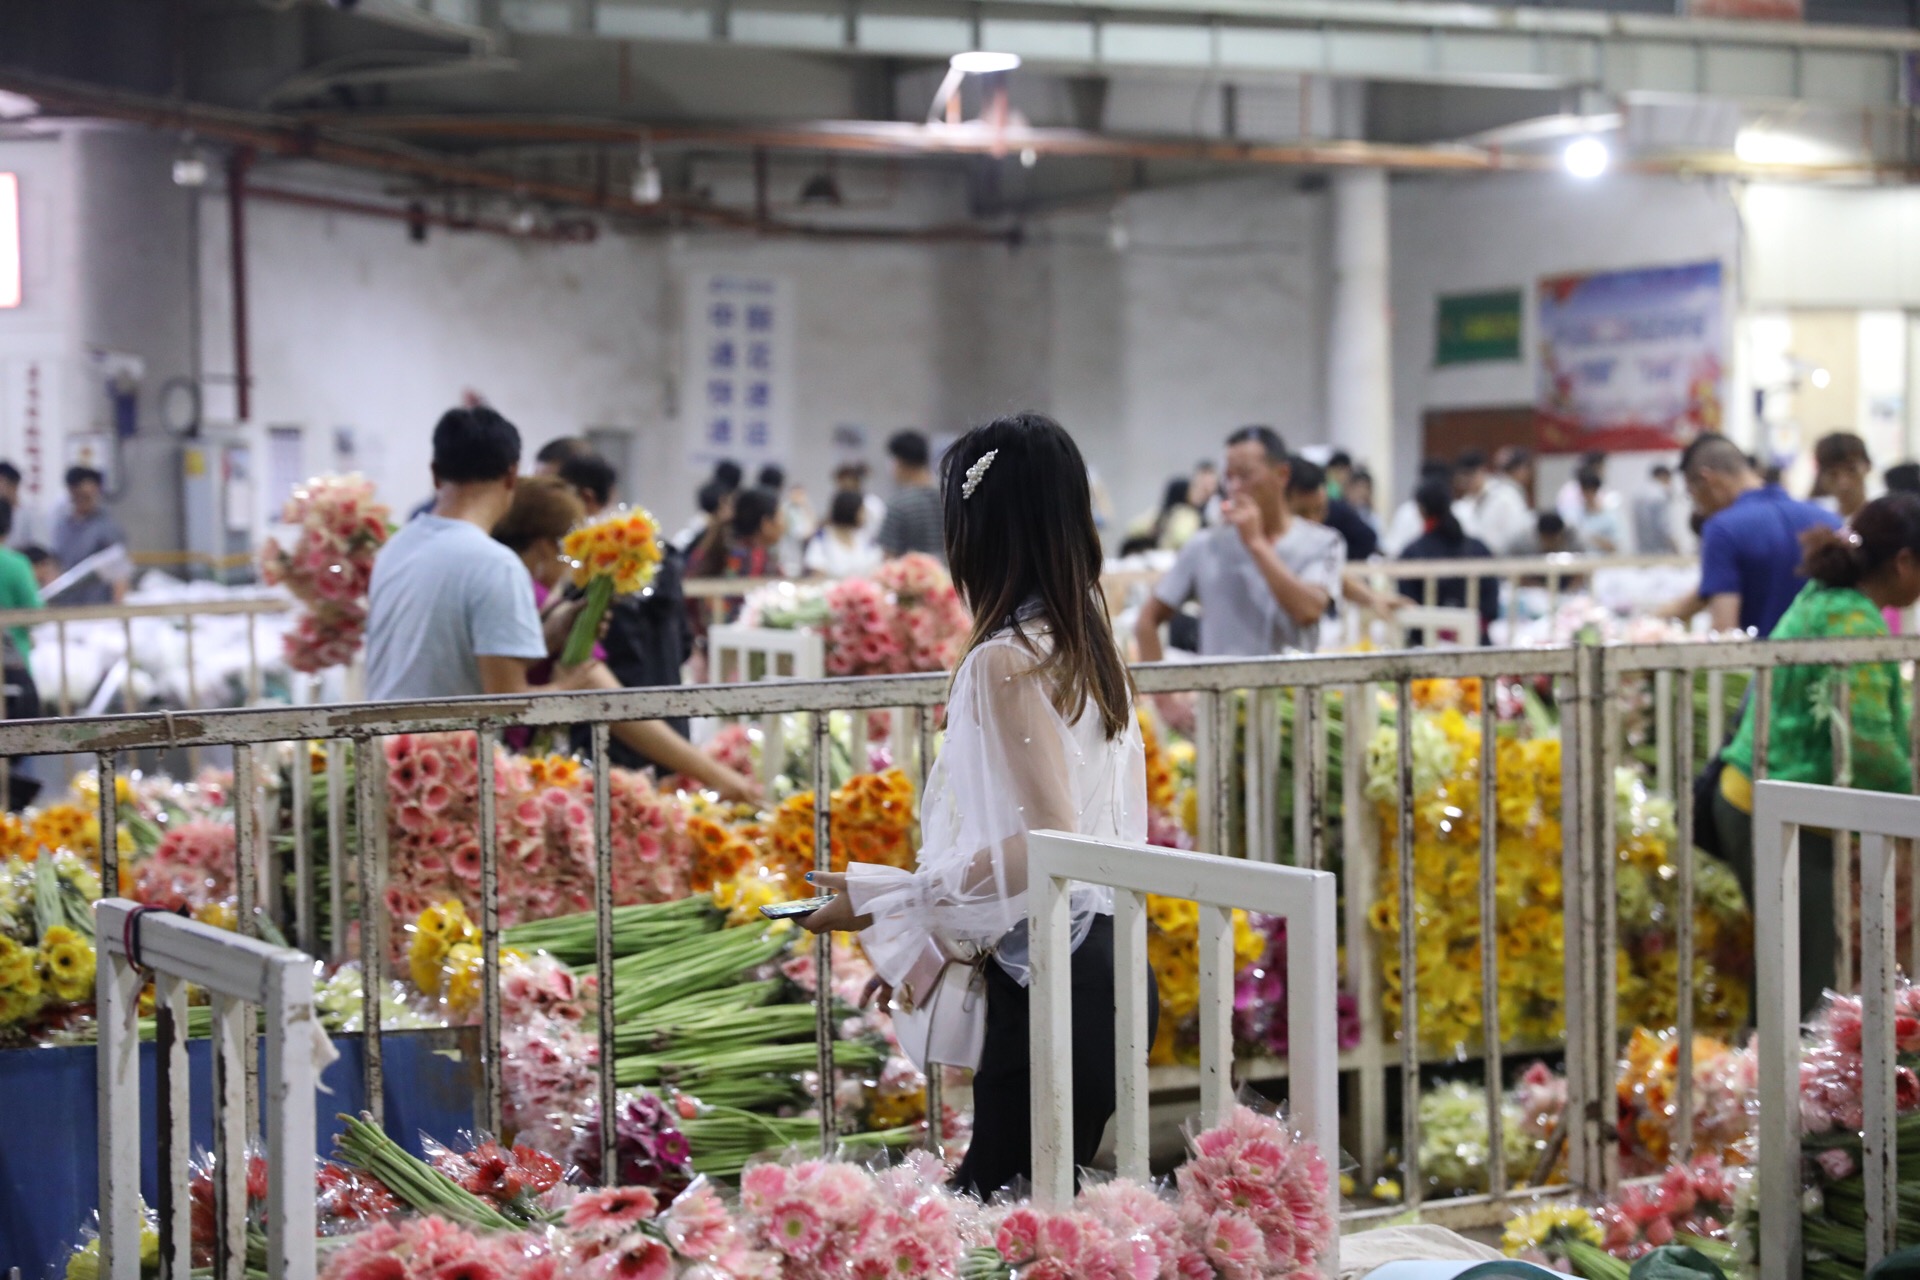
760,893,836,921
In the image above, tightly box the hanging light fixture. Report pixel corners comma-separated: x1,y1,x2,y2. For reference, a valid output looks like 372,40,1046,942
171,133,210,188
1561,136,1610,180
631,148,663,205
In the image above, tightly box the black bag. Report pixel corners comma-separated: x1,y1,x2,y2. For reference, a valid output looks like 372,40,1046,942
1691,751,1726,859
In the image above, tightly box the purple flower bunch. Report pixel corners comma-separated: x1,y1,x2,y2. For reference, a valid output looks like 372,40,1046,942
1231,916,1362,1057
572,1089,694,1194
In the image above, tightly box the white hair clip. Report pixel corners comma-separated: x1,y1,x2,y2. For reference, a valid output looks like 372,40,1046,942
962,449,999,500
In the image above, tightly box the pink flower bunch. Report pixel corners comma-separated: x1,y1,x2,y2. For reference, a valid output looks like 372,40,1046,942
572,1089,694,1195
1593,1155,1741,1259
500,953,592,1025
987,1203,1152,1280
822,578,903,677
319,1215,552,1280
1230,917,1362,1058
874,554,971,673
1798,984,1920,1136
661,1179,780,1279
381,733,693,950
499,1013,598,1156
736,1153,973,1280
1076,1177,1214,1279
1173,1105,1333,1278
1513,1061,1569,1144
260,473,390,673
133,819,238,911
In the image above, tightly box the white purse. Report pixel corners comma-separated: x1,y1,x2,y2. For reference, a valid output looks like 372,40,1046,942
887,933,992,1074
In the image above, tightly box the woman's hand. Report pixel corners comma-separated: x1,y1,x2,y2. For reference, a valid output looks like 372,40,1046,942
795,872,873,934
860,975,895,1010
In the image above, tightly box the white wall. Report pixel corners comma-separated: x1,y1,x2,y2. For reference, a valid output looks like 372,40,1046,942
1742,184,1920,309
0,131,79,521
201,167,1328,543
1389,170,1746,503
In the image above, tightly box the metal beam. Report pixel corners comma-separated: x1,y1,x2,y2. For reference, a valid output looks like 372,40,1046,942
478,0,1920,108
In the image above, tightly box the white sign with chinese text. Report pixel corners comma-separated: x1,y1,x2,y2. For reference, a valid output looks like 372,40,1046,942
681,272,794,475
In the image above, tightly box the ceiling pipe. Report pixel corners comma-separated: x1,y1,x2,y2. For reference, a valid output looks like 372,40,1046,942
247,184,601,242
0,70,1023,243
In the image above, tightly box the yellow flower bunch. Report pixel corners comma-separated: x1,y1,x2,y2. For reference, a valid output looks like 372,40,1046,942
38,925,94,1003
563,507,664,596
0,933,45,1026
710,868,785,926
1144,895,1264,1062
1139,709,1178,815
1412,677,1482,713
407,898,525,1017
32,803,101,861
1501,1204,1603,1258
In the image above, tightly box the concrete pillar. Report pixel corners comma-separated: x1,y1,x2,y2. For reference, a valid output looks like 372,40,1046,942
1326,168,1395,501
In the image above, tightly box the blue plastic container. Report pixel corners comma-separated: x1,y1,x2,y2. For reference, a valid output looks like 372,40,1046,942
0,1028,483,1279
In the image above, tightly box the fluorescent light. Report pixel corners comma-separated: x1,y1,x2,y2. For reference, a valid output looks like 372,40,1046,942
631,150,662,204
949,51,1021,74
1735,127,1846,167
1562,136,1610,179
0,91,37,121
0,174,17,309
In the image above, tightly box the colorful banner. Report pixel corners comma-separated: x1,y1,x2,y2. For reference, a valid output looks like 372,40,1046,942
1536,261,1724,454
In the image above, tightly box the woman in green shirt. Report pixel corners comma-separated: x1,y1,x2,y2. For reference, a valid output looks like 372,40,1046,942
1714,492,1920,1010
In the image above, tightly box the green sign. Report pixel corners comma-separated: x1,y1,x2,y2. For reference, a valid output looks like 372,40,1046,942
1436,290,1522,365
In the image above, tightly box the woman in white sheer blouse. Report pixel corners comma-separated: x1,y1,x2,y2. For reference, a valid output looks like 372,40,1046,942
802,411,1158,1198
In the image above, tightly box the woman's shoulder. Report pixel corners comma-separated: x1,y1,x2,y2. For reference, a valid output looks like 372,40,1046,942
1785,581,1885,637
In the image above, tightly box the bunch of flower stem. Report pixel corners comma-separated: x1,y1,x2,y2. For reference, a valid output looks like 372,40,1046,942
679,1105,921,1178
612,1000,818,1056
616,1037,883,1090
592,924,790,1024
611,978,785,1043
333,1113,524,1231
501,895,722,967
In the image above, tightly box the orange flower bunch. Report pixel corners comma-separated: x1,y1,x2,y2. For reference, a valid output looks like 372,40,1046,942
1139,708,1178,815
686,811,761,893
561,506,663,596
526,755,584,792
765,770,918,890
1411,677,1482,713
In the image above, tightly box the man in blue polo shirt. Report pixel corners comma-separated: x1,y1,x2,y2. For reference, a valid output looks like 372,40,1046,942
1661,434,1839,635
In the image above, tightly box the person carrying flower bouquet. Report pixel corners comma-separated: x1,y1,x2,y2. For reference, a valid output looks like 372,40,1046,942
1713,491,1920,1014
802,411,1160,1199
491,475,762,806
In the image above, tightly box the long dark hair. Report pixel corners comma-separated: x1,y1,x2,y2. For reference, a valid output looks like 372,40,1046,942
1802,492,1920,589
1415,477,1465,545
941,412,1134,740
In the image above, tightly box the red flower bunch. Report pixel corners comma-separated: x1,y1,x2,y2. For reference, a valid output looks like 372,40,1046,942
1594,1155,1741,1259
429,1138,564,1211
315,1161,400,1229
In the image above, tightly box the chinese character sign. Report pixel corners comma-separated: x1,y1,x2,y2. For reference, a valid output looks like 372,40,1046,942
1536,260,1724,454
684,272,793,472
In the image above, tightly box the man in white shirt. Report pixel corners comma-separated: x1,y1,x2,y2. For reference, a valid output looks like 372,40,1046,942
366,407,591,701
1135,426,1344,658
1464,448,1538,556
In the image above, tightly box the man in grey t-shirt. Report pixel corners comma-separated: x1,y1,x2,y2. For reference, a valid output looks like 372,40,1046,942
1136,426,1345,658
876,429,945,562
366,407,582,701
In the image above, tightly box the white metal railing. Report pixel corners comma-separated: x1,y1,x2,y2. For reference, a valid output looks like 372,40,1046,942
95,897,318,1280
1753,782,1920,1278
708,624,825,786
1027,830,1339,1265
12,632,1920,1233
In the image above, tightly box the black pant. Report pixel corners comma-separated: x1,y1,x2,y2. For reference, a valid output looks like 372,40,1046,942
951,915,1161,1199
1713,787,1834,1018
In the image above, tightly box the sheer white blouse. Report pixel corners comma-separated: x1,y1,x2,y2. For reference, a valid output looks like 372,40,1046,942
844,630,1148,988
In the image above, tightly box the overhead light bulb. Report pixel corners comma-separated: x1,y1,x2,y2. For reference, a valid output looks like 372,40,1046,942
510,205,537,235
172,135,210,188
1019,147,1038,169
0,91,38,121
1810,367,1832,389
631,150,663,205
1562,136,1610,179
1107,209,1129,254
949,51,1021,75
